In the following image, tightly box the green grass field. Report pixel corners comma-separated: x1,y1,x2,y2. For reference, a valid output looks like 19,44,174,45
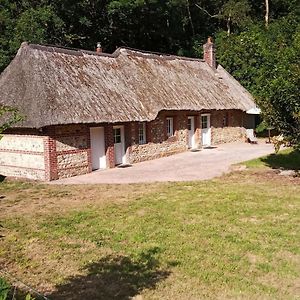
0,150,300,299
242,148,300,170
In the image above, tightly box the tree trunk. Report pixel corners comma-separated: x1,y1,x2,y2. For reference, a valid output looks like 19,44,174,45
186,0,195,36
265,0,269,28
227,15,231,36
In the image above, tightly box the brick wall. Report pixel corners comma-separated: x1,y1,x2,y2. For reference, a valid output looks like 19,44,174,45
0,134,46,180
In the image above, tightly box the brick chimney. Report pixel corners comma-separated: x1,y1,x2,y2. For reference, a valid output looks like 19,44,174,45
96,42,102,53
203,37,216,69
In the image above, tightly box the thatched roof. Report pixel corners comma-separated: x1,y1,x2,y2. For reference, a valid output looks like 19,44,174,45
0,42,257,128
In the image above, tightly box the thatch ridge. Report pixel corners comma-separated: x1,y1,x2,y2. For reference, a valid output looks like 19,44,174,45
0,43,257,128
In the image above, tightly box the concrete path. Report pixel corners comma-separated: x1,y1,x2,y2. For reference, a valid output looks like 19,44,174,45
53,141,274,184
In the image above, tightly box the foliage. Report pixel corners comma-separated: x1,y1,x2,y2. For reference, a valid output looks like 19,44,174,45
0,106,23,137
216,14,300,146
0,277,10,300
0,0,299,144
0,277,35,300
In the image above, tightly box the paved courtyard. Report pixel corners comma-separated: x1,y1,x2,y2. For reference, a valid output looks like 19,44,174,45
53,141,274,184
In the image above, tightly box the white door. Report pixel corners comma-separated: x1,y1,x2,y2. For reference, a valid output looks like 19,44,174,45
201,114,211,147
90,127,106,170
187,116,196,148
113,126,126,165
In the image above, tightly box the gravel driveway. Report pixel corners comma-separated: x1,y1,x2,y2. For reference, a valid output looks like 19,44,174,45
53,141,274,184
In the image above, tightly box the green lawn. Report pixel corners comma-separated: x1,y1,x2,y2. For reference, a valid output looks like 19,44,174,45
0,160,300,299
243,148,300,170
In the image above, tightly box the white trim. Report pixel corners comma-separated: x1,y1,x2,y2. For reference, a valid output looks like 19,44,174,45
90,127,106,170
201,114,211,147
246,107,261,115
166,117,174,137
113,125,126,164
138,122,147,144
187,116,196,149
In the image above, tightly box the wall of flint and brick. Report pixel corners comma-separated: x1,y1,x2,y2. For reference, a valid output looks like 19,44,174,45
44,125,92,180
0,134,46,180
128,110,247,164
0,109,249,181
128,111,190,164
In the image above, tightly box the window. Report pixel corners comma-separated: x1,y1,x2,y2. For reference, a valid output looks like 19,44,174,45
166,117,174,137
187,118,192,130
223,113,229,127
201,116,208,129
138,122,146,144
113,128,121,143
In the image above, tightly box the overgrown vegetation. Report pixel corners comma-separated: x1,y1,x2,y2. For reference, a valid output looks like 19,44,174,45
0,105,23,137
0,277,35,300
1,0,299,144
0,163,299,299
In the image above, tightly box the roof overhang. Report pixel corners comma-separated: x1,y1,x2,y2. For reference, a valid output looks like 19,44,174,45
246,107,261,115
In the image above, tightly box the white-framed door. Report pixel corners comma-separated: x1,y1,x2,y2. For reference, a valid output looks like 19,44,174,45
201,114,211,147
187,116,196,148
90,127,106,170
113,125,126,165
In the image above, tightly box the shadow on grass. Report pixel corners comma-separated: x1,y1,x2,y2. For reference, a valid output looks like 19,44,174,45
0,175,6,182
261,149,300,170
47,247,171,300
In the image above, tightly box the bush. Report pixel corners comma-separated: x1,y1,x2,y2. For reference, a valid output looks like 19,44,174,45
0,277,10,300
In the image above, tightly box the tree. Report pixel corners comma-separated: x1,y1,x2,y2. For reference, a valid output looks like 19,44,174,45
0,106,23,137
216,15,300,146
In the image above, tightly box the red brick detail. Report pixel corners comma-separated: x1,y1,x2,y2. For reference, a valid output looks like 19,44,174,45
146,122,152,143
105,124,115,168
132,122,139,145
44,135,58,181
0,164,43,171
86,127,92,173
194,115,201,145
0,149,44,155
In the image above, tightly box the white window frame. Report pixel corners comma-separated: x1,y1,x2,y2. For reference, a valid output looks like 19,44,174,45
138,122,147,145
166,117,174,138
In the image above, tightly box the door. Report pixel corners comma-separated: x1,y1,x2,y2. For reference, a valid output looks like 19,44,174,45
187,116,196,148
201,114,211,147
113,126,126,165
90,127,106,170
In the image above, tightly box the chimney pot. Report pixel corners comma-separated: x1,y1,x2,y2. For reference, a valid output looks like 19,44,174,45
96,42,102,53
203,37,216,69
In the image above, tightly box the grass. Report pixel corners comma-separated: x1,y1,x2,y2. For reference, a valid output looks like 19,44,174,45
0,155,300,299
243,148,300,170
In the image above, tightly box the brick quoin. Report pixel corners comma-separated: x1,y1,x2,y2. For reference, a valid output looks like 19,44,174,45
105,124,115,168
44,134,58,181
86,126,92,173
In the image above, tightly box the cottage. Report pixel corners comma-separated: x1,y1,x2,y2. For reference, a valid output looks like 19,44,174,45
0,38,259,181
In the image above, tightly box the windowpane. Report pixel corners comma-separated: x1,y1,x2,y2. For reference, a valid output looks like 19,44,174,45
166,117,174,137
187,118,192,130
201,116,208,129
113,128,121,143
138,122,146,144
223,114,228,127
